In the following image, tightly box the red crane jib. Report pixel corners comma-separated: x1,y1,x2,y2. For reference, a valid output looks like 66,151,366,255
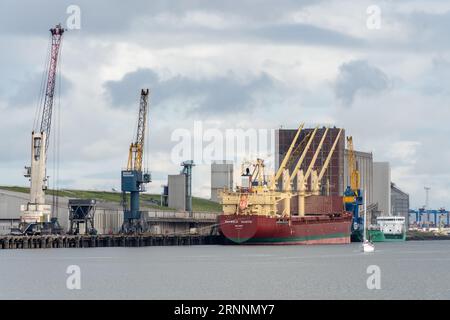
40,24,65,152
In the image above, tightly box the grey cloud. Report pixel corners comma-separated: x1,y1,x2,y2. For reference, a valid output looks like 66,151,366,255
104,68,277,115
403,10,450,50
0,0,142,36
4,72,72,108
0,0,319,35
334,60,389,106
419,57,450,96
253,23,364,47
0,0,363,49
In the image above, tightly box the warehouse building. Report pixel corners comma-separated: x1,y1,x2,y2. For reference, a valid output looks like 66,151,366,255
0,190,24,233
373,162,391,216
0,189,71,234
168,174,186,211
391,183,409,225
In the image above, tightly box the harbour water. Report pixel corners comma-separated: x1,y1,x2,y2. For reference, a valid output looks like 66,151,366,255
1,240,449,299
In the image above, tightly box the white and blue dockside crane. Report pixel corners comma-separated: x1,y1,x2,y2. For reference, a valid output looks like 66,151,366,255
18,24,65,235
121,89,151,233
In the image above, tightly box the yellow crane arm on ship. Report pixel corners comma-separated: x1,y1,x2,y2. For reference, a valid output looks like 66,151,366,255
289,126,319,181
274,123,304,182
317,129,342,181
303,127,329,182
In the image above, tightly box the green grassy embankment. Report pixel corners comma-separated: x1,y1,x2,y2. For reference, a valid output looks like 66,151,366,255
0,186,222,212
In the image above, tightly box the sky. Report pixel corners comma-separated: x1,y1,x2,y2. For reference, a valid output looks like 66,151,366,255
0,0,449,209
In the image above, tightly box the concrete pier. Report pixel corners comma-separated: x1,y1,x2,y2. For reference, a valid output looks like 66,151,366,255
0,234,220,250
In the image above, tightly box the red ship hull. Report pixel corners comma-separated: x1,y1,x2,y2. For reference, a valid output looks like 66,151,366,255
219,214,352,245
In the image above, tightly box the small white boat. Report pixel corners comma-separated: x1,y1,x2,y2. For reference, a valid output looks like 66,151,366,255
361,190,375,253
362,240,375,252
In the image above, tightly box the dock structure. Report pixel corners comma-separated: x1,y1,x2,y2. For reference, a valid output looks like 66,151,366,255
0,234,220,250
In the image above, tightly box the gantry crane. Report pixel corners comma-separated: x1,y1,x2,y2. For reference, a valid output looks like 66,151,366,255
343,136,363,240
121,89,151,233
20,24,65,234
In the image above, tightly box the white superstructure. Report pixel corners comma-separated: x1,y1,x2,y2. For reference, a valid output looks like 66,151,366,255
376,216,405,235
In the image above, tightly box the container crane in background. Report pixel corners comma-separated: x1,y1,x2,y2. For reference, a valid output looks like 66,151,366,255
121,89,151,233
20,24,65,233
343,136,363,241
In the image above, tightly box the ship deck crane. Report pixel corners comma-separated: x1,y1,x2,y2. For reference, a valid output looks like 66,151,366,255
271,123,304,190
20,24,65,233
121,89,151,233
295,127,329,216
303,127,329,183
289,126,319,182
311,129,343,195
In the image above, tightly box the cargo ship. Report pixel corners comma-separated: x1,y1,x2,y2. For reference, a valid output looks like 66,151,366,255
219,213,352,245
218,126,353,245
367,216,406,242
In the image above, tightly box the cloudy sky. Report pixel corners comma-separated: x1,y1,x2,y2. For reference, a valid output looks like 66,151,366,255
0,0,449,209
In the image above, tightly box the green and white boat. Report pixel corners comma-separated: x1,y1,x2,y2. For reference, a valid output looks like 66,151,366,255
368,216,406,242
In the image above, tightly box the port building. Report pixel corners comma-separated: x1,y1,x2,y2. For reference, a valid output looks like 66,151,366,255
210,161,234,202
373,162,391,216
391,183,410,225
168,174,187,211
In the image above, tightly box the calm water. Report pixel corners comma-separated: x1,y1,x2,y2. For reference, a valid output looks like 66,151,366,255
1,241,450,300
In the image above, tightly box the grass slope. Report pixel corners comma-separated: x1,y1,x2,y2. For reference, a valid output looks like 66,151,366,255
0,186,222,212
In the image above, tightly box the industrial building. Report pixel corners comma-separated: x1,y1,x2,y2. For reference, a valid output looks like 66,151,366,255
0,190,24,233
166,161,196,212
391,183,410,226
373,162,391,216
0,189,70,234
168,174,186,211
275,127,345,195
211,161,234,202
